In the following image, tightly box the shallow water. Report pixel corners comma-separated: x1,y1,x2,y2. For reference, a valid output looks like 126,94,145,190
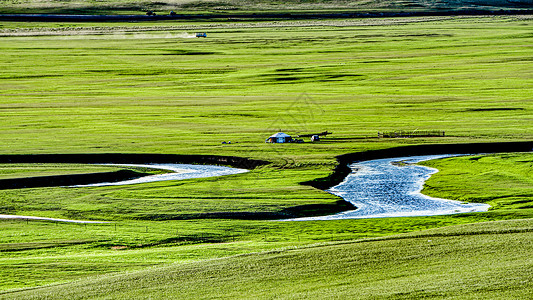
291,154,490,221
0,164,248,223
73,163,248,187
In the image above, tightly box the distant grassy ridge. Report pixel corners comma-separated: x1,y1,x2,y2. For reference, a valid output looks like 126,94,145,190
0,0,531,15
2,9,533,22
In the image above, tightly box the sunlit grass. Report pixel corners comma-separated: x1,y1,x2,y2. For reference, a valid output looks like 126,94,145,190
0,164,127,179
3,218,532,299
421,153,533,209
0,16,532,295
0,0,529,14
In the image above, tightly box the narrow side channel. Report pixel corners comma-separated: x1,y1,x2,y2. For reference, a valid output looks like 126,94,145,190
72,164,248,187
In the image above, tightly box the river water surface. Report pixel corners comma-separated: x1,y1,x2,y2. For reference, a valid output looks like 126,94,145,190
1,157,491,222
292,154,491,221
73,163,249,187
81,158,490,220
0,163,249,223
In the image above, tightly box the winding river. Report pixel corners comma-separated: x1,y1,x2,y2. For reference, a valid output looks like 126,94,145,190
292,154,491,221
72,163,249,187
1,156,491,222
88,156,490,221
0,164,248,223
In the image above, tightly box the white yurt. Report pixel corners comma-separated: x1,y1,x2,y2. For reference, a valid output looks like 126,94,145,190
265,132,293,143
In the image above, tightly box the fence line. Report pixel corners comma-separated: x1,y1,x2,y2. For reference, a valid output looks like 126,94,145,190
378,131,445,138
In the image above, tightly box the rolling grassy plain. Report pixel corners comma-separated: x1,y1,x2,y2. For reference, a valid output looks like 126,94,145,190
0,15,533,297
4,218,532,299
0,0,531,15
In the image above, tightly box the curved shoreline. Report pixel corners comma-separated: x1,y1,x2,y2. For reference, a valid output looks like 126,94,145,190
0,153,269,169
303,141,533,190
0,161,251,223
291,154,491,221
1,142,532,221
0,162,249,198
0,154,266,222
0,169,149,190
72,163,249,187
0,154,267,189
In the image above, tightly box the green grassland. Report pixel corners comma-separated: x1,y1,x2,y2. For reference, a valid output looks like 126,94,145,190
0,163,169,179
1,16,533,297
421,153,533,210
0,0,531,15
0,164,121,179
3,219,532,299
1,16,532,158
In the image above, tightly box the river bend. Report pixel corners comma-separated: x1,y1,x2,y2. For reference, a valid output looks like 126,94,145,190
293,154,490,221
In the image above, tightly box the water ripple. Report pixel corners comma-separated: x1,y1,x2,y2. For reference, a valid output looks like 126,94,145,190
72,163,248,187
291,154,490,221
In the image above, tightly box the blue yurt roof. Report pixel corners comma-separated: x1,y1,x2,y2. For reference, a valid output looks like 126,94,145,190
269,132,291,138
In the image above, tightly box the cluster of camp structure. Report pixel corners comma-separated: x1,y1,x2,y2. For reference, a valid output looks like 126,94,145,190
265,131,331,143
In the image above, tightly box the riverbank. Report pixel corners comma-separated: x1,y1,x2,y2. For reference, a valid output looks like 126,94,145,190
0,154,269,170
297,154,491,221
1,141,531,220
2,141,532,191
305,141,533,190
0,169,148,190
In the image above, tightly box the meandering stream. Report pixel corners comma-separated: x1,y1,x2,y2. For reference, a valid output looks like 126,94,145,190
0,164,248,223
1,156,491,222
291,154,491,221
72,163,249,187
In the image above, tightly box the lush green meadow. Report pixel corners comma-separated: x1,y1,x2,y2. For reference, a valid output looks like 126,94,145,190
1,16,532,159
1,16,533,297
0,0,530,14
0,164,121,179
421,153,533,210
3,218,532,299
